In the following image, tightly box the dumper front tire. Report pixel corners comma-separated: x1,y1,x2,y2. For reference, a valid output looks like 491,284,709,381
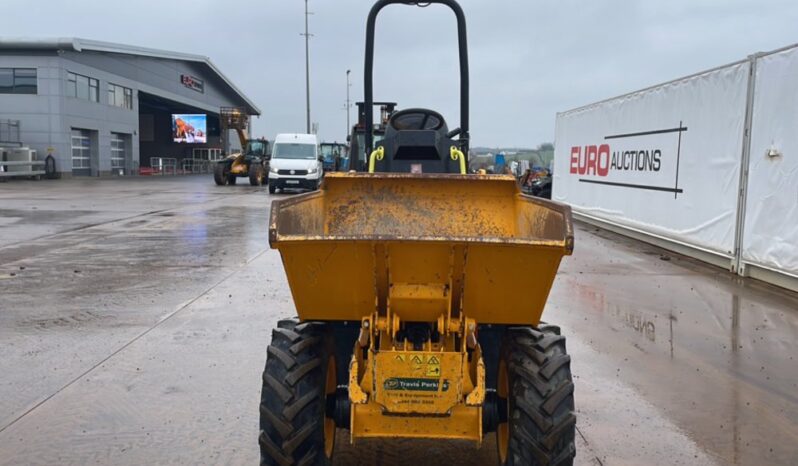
259,319,337,466
497,325,576,466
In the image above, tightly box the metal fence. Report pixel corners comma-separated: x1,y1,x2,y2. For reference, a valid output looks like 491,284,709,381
149,157,178,175
0,120,21,146
142,157,215,176
181,159,213,174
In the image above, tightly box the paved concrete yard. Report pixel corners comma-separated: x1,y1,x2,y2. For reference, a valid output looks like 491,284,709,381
1,176,796,465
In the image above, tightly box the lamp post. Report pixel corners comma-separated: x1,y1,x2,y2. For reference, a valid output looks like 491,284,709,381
346,69,351,136
302,0,312,134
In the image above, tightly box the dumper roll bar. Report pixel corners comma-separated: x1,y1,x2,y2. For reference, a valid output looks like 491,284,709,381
363,0,470,167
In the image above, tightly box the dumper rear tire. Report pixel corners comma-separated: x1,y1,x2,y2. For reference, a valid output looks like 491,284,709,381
497,325,576,466
259,319,337,466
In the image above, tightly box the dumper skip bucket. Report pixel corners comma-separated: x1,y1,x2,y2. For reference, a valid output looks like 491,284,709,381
269,173,573,325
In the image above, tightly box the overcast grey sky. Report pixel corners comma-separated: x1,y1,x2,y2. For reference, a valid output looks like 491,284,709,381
4,0,798,146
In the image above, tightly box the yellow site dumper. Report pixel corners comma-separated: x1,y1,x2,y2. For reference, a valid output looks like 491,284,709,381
259,2,576,465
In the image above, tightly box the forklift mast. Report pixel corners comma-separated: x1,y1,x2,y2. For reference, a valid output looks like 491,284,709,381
356,101,397,128
349,102,397,171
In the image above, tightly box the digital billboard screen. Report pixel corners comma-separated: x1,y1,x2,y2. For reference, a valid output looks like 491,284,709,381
172,114,207,143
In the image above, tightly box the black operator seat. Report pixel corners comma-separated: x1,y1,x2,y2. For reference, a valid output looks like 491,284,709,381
375,108,462,174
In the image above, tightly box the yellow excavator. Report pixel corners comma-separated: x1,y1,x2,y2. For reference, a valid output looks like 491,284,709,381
213,107,270,186
260,2,576,465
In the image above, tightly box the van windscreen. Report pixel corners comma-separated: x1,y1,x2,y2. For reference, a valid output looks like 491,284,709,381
273,143,315,159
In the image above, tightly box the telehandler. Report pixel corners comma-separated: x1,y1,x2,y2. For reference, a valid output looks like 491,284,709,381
260,1,576,465
213,107,271,186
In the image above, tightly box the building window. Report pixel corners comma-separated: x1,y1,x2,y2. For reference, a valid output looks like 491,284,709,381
67,72,99,102
0,68,37,94
71,129,92,169
108,83,133,109
110,133,127,170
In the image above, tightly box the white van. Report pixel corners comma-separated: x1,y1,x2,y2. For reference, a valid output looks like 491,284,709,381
268,133,322,194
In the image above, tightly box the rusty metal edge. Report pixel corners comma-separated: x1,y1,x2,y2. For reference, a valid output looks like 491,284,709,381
269,174,575,255
322,172,517,181
268,189,325,249
517,192,574,255
271,236,568,250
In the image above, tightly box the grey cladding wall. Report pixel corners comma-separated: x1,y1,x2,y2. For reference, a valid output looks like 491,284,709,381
0,48,253,176
62,51,247,112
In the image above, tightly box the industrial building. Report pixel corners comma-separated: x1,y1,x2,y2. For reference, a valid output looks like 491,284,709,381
0,38,260,177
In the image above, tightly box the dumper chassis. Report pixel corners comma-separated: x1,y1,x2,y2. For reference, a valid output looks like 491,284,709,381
260,2,576,465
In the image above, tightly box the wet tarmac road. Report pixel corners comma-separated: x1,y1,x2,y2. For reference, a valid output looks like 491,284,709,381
0,176,796,465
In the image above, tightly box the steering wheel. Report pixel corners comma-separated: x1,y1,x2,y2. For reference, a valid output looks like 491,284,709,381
389,108,445,131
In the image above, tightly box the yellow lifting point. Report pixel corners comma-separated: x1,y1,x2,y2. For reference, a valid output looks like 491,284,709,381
368,146,385,173
450,146,466,174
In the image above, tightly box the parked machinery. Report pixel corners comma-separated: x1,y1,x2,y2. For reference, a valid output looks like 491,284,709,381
213,107,270,186
0,147,45,181
319,142,349,172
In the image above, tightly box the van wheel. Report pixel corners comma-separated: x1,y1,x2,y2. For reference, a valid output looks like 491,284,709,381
269,184,276,194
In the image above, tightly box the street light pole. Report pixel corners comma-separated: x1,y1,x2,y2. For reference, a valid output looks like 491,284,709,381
302,0,312,134
346,69,351,137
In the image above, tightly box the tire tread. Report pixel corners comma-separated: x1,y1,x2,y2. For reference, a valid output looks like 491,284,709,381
500,325,576,466
260,319,333,466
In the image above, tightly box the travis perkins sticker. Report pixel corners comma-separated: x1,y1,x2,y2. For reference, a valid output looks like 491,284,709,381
569,122,687,198
383,378,450,392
